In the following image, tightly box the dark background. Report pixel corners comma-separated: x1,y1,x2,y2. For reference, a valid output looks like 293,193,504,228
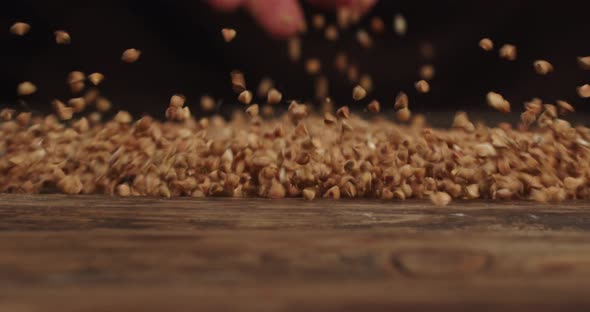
1,0,589,122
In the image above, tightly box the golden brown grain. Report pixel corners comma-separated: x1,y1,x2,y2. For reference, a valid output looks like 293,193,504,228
524,98,543,115
221,28,237,42
15,112,33,127
238,90,253,105
288,37,301,62
577,84,590,98
465,184,480,199
200,95,215,112
486,91,511,113
135,116,152,132
367,100,380,113
252,156,272,167
334,52,348,73
556,100,574,114
544,104,557,118
347,65,359,83
68,97,86,113
95,97,112,112
394,92,409,109
298,18,307,33
312,14,325,29
479,38,494,51
84,88,100,105
474,143,497,157
321,97,334,113
578,56,590,70
257,77,274,98
57,176,83,195
159,185,171,198
315,76,329,99
499,44,517,61
17,81,37,96
288,101,308,120
54,30,71,44
305,58,321,75
165,106,191,122
419,41,435,60
323,112,337,125
69,82,85,94
303,188,316,200
563,177,584,191
268,181,286,199
230,70,247,93
430,192,452,207
323,185,341,199
273,124,285,137
114,111,133,124
52,99,73,120
370,17,385,34
352,85,367,100
396,107,411,122
529,189,548,203
66,71,86,93
262,105,274,117
67,71,85,85
533,60,554,75
121,48,141,63
0,109,15,121
295,152,310,165
415,80,430,93
452,111,475,132
169,94,186,108
87,112,101,124
246,104,259,117
337,7,352,29
324,25,339,41
117,184,131,197
88,73,104,86
359,74,373,93
356,29,372,48
393,14,407,36
336,106,350,119
419,65,435,80
267,88,282,105
10,22,30,36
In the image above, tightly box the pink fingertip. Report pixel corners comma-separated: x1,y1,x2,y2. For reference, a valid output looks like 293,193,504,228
305,0,355,8
305,0,376,11
246,0,305,38
208,0,245,11
353,0,377,13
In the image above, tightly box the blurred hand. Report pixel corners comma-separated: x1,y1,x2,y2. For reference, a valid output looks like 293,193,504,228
209,0,377,38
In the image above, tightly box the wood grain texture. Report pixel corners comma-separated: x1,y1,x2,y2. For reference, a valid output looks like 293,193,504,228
1,194,590,311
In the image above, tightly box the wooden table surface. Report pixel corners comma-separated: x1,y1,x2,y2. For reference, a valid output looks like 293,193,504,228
1,194,590,312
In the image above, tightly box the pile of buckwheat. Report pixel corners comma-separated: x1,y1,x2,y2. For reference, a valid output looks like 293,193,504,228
3,12,590,207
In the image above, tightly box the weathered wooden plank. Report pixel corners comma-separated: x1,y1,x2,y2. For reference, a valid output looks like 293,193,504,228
1,195,590,231
1,194,590,311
